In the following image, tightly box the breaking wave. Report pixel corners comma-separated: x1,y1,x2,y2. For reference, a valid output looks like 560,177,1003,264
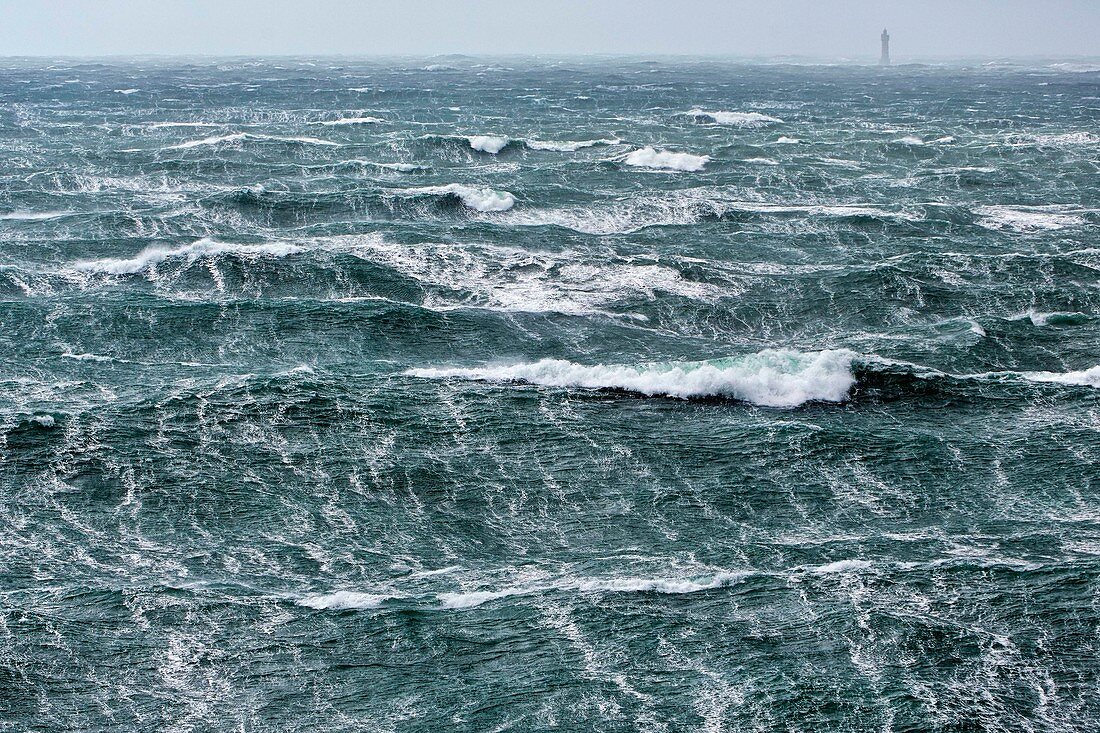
407,349,858,407
296,592,393,609
974,205,1086,232
399,184,516,212
467,135,511,154
71,238,304,275
438,571,748,609
317,116,384,125
686,109,783,127
623,146,710,172
166,133,339,150
526,138,621,151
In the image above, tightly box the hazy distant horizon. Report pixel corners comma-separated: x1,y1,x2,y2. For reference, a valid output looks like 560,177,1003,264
0,0,1097,58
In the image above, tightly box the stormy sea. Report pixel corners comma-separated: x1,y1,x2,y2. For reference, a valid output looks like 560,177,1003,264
2,56,1099,732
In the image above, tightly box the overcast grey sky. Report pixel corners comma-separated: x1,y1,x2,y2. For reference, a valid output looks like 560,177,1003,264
0,0,1096,58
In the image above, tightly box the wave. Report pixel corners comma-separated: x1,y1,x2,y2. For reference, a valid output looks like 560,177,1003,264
408,348,1100,406
317,116,384,126
341,160,427,172
974,205,1086,232
895,135,954,146
686,109,783,127
0,210,70,221
398,184,516,212
526,138,620,151
776,136,800,144
296,591,392,609
499,192,920,235
1023,366,1100,388
71,238,304,275
406,349,857,407
346,237,723,316
147,121,221,129
423,134,618,155
1020,310,1092,327
467,135,510,154
438,571,747,609
811,559,873,574
166,133,339,150
623,146,710,172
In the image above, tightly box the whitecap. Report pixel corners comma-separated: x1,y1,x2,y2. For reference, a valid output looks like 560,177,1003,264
166,133,338,150
406,349,858,407
318,116,384,126
776,136,800,144
1022,365,1100,388
974,206,1085,232
400,184,515,212
0,210,69,221
687,109,783,127
71,238,304,275
810,559,872,574
297,591,391,610
467,135,510,154
623,146,710,172
147,121,221,129
438,571,747,609
526,138,620,152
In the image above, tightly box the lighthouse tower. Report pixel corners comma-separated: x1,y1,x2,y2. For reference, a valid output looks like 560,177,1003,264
880,28,891,66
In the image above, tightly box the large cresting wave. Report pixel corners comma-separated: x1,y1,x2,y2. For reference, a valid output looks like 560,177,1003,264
407,349,858,407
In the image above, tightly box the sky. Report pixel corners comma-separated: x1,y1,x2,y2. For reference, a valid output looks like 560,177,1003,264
0,0,1096,58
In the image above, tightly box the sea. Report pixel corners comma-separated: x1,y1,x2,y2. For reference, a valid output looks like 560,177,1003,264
2,56,1099,732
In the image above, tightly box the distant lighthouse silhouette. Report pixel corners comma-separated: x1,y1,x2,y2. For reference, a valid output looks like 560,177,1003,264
880,28,891,65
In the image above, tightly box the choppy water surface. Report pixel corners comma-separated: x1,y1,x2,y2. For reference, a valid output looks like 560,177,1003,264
2,56,1100,732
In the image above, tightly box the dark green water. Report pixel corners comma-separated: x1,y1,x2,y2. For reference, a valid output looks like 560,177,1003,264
2,56,1099,732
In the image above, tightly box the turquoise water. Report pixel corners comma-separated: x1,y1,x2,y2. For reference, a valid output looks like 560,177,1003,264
2,56,1099,732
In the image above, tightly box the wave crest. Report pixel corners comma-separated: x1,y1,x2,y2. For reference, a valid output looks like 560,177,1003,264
407,349,858,407
624,146,710,172
687,109,783,127
400,184,516,212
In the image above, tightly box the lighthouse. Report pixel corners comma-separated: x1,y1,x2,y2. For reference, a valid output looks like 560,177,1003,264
880,28,891,66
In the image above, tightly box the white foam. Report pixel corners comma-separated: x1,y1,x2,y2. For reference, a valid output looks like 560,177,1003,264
811,559,872,574
526,138,620,152
346,237,723,315
1036,131,1099,145
687,109,783,127
776,136,800,144
0,210,69,221
439,587,534,609
897,135,925,145
72,238,304,275
31,414,56,428
1023,365,1100,388
407,349,857,407
147,121,221,129
1026,311,1087,327
318,116,384,125
744,157,779,165
62,352,114,362
297,591,391,609
166,133,248,149
624,146,710,172
438,571,747,609
166,133,338,150
974,206,1085,232
114,88,140,95
467,135,510,154
402,184,516,212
